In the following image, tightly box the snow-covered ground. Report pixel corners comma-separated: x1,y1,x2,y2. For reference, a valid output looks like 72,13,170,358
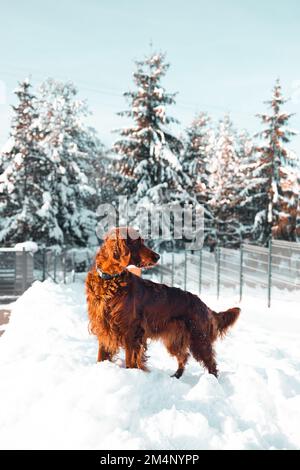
0,278,299,450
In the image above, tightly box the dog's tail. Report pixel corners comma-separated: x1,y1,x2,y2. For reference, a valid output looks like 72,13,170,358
212,307,240,338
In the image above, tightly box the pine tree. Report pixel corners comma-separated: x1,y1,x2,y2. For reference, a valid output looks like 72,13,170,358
254,79,298,243
37,79,101,246
0,79,60,245
183,113,213,200
296,189,300,242
113,52,191,238
0,147,5,175
182,113,214,242
235,130,258,241
209,115,241,247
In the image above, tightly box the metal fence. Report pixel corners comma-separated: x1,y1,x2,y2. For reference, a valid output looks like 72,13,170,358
1,241,299,305
33,247,96,283
144,240,300,307
33,249,75,284
0,247,95,298
0,248,34,297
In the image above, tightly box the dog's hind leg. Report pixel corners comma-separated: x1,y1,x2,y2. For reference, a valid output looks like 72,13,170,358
162,321,190,379
171,352,189,379
190,338,218,377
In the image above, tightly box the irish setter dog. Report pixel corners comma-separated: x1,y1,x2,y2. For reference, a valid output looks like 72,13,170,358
86,227,240,379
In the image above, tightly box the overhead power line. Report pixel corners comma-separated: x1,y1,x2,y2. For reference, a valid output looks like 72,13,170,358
0,65,254,118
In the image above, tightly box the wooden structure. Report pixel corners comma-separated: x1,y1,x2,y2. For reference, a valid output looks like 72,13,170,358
0,248,34,297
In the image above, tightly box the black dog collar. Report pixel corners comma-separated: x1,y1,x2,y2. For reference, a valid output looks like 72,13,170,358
96,266,125,280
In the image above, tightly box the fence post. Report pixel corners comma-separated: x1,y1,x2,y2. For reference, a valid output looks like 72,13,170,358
54,251,57,283
239,244,244,302
42,248,47,281
63,250,67,284
160,252,163,283
22,248,27,293
199,249,202,294
171,251,175,287
184,250,187,291
72,251,76,283
217,245,221,299
268,239,272,308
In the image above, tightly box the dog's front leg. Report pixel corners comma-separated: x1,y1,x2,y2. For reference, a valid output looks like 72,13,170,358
97,342,112,362
125,341,148,371
125,345,136,369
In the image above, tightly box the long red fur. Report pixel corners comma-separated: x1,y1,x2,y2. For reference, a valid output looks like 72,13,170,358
86,227,240,378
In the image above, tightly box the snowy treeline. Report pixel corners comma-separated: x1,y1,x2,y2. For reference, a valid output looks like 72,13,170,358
0,79,107,247
111,54,299,247
0,53,299,248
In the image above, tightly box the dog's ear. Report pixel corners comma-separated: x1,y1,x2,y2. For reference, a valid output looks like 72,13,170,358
116,234,131,267
104,228,121,261
113,240,120,260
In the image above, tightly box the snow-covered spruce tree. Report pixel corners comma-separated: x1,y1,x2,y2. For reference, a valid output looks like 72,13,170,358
209,115,242,247
182,113,215,242
254,79,298,243
113,52,192,244
37,79,102,246
0,145,5,175
78,128,107,212
96,149,122,206
0,79,60,245
182,113,214,200
296,189,300,242
235,131,259,242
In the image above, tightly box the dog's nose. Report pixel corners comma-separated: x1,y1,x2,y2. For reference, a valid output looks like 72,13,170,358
154,253,160,262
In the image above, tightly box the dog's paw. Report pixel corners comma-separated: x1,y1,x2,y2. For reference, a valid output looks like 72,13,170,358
171,368,184,379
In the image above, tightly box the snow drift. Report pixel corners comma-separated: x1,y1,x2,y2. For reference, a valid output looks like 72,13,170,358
0,279,299,450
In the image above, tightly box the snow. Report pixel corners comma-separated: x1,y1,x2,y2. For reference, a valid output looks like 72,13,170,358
154,105,166,123
37,191,52,218
154,87,164,99
161,146,181,171
0,279,299,450
14,241,39,253
272,181,279,203
14,153,23,167
149,129,181,172
268,202,273,223
1,137,15,154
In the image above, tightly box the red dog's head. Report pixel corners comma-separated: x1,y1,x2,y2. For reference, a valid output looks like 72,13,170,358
96,227,160,274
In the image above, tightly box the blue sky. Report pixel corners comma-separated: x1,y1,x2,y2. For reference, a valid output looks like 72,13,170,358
0,0,300,152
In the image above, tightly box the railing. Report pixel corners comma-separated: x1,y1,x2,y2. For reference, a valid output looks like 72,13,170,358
33,247,95,284
34,249,75,284
0,248,34,298
144,240,300,307
0,247,96,297
1,241,299,306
